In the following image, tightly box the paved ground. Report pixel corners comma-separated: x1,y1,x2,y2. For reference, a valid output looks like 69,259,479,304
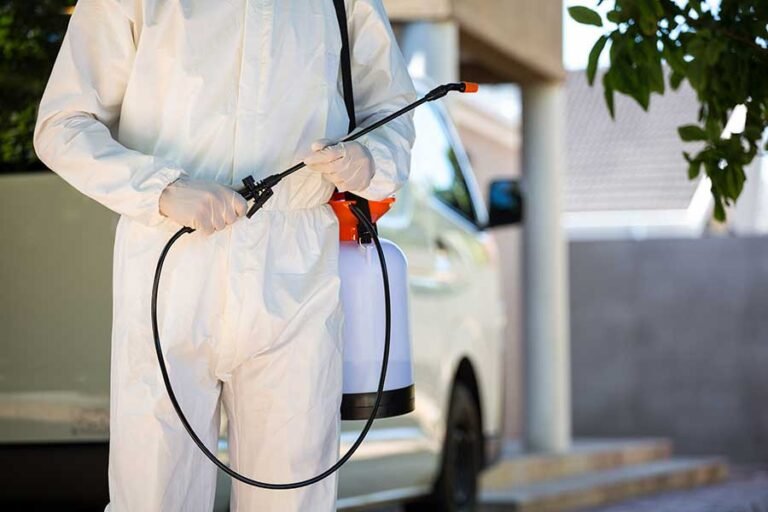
370,467,768,512
579,467,768,512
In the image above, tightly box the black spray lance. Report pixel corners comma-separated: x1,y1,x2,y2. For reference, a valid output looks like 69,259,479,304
237,82,479,217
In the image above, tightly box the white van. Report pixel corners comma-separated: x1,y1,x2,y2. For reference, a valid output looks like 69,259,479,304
0,86,522,512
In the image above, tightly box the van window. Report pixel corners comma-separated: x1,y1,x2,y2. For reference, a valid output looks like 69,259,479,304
410,105,477,223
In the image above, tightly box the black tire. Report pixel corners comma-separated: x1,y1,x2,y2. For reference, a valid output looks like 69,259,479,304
405,383,482,512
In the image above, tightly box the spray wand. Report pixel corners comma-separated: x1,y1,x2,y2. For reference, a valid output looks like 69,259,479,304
238,82,479,218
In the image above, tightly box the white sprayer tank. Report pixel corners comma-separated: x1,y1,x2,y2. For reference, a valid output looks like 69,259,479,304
338,238,415,420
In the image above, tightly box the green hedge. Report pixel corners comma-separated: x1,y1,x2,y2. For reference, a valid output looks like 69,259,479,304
0,1,75,173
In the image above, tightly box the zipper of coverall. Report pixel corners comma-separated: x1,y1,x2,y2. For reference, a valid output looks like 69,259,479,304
215,0,255,375
230,0,253,189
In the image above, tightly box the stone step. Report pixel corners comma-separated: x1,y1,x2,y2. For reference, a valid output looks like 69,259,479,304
480,457,728,512
482,438,672,489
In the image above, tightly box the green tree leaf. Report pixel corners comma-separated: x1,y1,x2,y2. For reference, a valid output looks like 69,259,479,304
602,73,616,118
607,10,627,24
688,160,702,180
669,70,685,90
568,6,603,27
587,36,609,85
678,124,708,141
713,194,726,222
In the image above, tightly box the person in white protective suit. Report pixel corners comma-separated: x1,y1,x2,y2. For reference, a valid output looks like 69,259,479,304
33,0,416,510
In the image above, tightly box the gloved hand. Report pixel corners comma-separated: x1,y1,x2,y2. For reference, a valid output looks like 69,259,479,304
159,176,248,234
304,139,375,193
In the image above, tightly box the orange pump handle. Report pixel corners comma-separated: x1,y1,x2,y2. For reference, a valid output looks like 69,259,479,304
329,193,395,242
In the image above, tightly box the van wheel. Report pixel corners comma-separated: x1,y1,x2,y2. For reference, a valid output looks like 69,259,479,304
405,383,482,512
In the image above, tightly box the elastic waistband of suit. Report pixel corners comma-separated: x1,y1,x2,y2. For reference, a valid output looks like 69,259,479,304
257,200,333,213
234,171,336,212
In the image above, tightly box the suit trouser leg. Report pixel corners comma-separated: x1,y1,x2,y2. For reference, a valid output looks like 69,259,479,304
106,328,222,512
107,223,228,512
222,312,343,512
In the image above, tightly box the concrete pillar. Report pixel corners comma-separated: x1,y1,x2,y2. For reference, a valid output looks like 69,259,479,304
399,21,459,84
522,82,572,453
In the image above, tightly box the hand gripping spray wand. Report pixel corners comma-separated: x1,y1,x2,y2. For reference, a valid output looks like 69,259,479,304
151,82,479,489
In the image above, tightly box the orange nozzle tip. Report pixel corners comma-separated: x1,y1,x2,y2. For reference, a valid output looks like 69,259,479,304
462,82,479,93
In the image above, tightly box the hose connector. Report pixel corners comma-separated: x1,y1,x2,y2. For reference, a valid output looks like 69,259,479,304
241,175,277,218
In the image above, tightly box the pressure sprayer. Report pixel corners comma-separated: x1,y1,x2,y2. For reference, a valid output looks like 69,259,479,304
151,81,479,489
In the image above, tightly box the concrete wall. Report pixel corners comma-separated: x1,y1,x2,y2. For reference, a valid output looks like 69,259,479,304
570,236,768,464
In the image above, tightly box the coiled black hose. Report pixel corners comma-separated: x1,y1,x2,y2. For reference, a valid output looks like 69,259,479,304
151,205,390,489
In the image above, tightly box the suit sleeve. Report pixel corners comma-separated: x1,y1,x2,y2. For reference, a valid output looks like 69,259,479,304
34,0,184,226
347,0,417,200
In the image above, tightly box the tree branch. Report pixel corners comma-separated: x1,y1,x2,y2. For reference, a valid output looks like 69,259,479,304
719,28,768,59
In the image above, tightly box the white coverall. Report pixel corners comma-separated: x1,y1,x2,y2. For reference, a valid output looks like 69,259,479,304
33,0,415,510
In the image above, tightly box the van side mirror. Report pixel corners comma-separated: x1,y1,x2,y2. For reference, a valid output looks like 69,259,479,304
487,179,523,228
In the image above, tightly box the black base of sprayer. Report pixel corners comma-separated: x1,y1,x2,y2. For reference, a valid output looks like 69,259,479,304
341,384,415,421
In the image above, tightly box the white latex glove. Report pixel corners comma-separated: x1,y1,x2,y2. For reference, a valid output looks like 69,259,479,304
159,176,248,234
304,139,375,193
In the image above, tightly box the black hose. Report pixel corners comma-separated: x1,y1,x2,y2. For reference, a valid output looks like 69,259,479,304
151,205,391,489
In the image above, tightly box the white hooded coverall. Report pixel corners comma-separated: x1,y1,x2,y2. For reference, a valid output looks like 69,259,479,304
33,0,416,510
